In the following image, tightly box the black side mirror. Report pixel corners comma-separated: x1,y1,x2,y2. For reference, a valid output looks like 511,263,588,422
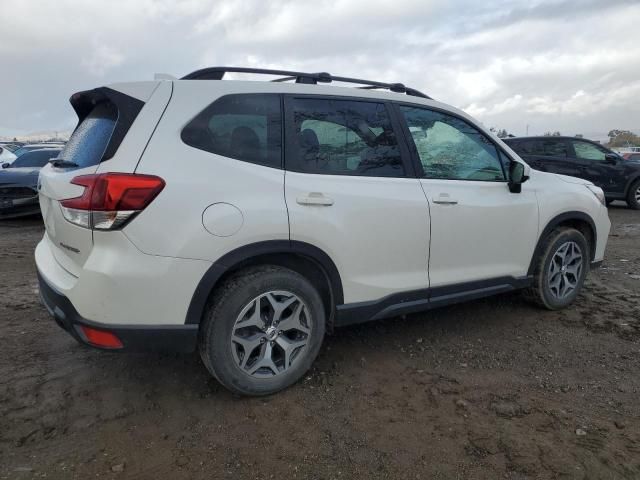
1,163,9,169
508,162,527,193
605,153,618,164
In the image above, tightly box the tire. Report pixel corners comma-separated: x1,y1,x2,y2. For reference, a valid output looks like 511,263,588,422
198,265,326,396
626,179,640,210
525,227,589,310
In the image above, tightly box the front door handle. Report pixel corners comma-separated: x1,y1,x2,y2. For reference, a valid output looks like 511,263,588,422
432,194,458,205
296,192,334,206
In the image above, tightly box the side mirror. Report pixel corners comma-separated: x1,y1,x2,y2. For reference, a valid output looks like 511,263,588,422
1,163,9,169
604,153,618,164
508,162,528,193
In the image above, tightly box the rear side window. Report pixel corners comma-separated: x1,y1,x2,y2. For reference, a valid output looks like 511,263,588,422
511,139,568,158
286,98,404,177
181,94,282,169
536,139,568,158
59,103,117,168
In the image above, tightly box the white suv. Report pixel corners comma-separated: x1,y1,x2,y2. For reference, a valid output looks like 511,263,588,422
36,67,610,395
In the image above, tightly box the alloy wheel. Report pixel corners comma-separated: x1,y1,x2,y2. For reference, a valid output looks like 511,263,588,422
548,241,583,300
230,291,311,378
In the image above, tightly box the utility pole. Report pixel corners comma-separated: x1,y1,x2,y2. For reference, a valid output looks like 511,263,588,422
526,124,530,136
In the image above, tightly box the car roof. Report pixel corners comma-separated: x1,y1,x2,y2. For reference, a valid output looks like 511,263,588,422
504,136,597,142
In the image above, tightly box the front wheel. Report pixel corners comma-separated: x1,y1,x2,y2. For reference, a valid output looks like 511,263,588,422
627,179,640,210
199,266,326,396
525,228,589,310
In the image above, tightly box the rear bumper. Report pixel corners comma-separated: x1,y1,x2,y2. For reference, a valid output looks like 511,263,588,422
0,196,40,219
38,269,198,353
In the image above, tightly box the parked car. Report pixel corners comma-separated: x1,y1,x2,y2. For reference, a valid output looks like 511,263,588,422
36,67,610,395
0,145,17,166
0,142,22,152
12,143,65,157
0,148,61,219
504,136,640,209
622,152,640,161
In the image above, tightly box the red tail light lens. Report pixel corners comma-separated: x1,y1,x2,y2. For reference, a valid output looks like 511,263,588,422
60,173,165,230
80,325,123,349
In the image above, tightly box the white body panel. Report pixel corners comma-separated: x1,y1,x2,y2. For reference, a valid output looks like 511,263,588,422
36,230,210,326
422,179,539,287
127,81,289,260
0,148,17,164
285,172,430,303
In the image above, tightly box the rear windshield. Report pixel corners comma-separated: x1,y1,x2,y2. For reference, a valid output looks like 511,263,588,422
59,102,117,168
11,149,61,168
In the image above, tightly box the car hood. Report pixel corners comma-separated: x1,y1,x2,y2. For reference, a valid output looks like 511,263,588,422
0,167,40,186
554,174,593,186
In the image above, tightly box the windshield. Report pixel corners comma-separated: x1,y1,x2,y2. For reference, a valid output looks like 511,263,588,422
9,149,61,168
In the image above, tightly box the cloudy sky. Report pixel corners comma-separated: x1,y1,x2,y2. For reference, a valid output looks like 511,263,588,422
1,0,639,141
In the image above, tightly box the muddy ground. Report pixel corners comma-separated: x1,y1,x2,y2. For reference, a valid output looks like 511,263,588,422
1,204,639,479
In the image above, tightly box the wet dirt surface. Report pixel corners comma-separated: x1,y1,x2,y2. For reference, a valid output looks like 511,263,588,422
1,205,639,479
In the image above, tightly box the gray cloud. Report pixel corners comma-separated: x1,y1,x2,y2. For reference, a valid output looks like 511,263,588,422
1,0,638,141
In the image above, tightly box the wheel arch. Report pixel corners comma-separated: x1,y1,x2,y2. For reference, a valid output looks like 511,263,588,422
527,211,597,275
185,240,344,330
624,174,640,197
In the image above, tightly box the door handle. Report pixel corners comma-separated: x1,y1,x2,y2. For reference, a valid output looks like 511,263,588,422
432,194,458,205
296,192,334,206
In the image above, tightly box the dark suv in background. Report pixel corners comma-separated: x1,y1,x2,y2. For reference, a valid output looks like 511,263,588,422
505,136,640,209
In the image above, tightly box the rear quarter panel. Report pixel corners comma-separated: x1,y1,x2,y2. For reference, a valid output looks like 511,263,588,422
125,81,290,261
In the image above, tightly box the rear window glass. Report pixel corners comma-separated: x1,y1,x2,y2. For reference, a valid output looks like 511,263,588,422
181,94,282,169
10,149,61,168
58,103,117,168
514,139,568,158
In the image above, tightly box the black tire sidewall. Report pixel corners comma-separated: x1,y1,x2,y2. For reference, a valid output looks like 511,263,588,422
202,268,325,396
539,230,589,309
627,180,640,210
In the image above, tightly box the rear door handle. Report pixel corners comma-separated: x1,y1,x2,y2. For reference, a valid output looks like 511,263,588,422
296,192,334,206
432,194,458,205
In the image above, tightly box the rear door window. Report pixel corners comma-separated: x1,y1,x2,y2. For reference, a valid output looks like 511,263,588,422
58,103,117,168
181,94,282,169
530,139,569,158
285,97,405,177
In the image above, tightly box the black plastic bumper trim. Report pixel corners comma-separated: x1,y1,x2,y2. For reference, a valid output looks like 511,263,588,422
335,275,533,327
37,269,198,353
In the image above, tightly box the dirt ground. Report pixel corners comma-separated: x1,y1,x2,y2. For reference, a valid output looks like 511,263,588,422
1,204,639,479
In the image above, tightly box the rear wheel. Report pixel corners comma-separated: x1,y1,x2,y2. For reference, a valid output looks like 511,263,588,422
626,179,640,210
525,228,589,310
199,266,325,396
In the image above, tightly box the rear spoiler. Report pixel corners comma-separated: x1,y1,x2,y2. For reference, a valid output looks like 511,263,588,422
69,87,144,161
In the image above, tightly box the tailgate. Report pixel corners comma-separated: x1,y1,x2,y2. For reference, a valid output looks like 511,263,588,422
38,82,168,276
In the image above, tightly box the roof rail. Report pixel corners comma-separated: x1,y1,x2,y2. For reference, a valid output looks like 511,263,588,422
181,67,431,99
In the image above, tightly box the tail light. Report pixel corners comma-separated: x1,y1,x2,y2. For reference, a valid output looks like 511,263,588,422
79,325,123,349
60,173,165,230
